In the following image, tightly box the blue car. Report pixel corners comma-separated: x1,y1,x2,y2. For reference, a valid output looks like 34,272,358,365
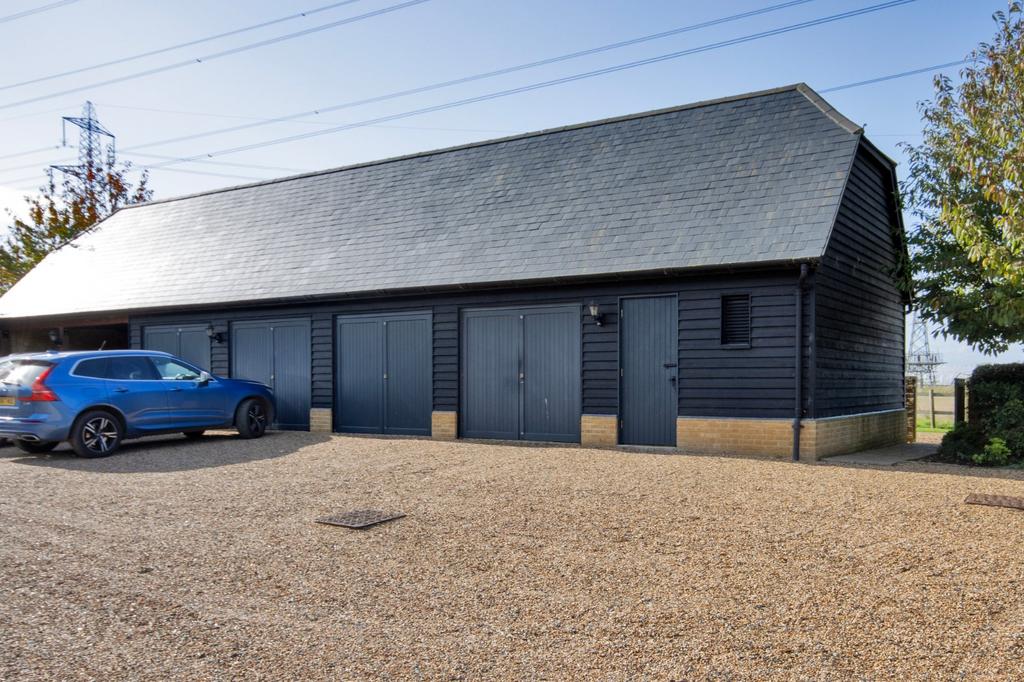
0,350,275,457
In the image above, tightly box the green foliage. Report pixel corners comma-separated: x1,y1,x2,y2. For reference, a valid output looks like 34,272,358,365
973,438,1012,466
940,365,1024,465
938,422,988,462
902,4,1024,353
968,363,1024,425
0,146,151,294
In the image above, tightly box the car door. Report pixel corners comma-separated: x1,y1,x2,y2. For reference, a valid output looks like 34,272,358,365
150,356,228,428
104,356,173,432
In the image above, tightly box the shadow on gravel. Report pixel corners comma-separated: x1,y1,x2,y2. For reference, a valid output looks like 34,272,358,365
3,430,333,474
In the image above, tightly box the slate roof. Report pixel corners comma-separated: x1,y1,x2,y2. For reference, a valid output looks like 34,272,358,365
0,83,880,319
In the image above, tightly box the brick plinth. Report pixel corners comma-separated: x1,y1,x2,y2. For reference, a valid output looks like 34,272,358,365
309,408,332,433
677,417,793,459
804,409,907,459
431,411,457,440
581,414,618,447
677,409,907,461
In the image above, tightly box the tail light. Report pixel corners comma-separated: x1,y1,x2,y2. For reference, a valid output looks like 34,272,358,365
25,366,59,402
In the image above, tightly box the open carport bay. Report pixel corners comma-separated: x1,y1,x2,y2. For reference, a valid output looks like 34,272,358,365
2,434,1024,680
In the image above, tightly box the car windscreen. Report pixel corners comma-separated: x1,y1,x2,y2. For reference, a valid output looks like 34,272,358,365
2,361,52,386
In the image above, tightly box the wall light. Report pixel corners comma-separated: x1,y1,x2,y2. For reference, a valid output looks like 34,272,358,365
206,325,225,344
587,301,604,327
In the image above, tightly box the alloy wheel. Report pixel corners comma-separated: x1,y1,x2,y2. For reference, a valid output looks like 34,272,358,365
83,417,118,454
247,403,267,434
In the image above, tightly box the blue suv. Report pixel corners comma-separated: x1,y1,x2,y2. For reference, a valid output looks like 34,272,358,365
0,350,275,457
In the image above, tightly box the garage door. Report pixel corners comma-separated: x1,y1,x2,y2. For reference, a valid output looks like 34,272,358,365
462,306,580,442
143,324,211,370
335,312,431,435
230,319,311,430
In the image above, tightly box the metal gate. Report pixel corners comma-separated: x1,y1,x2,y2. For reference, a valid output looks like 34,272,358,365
461,306,580,442
620,296,678,446
231,318,311,430
143,324,211,371
335,312,432,435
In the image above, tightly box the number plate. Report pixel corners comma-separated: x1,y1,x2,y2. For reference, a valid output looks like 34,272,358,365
0,397,16,406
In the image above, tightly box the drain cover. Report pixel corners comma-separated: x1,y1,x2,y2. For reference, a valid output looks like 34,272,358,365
965,493,1024,511
316,510,405,529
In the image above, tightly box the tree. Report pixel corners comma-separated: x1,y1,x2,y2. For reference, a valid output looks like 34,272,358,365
0,142,151,294
903,3,1024,353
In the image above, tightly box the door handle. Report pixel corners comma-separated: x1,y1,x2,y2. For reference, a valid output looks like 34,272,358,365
169,387,183,392
113,387,128,393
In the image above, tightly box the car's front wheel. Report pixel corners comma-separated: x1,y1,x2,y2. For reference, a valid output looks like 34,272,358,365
71,410,123,458
235,398,268,439
16,440,58,454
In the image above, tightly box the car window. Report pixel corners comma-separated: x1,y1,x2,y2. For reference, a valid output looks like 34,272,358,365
2,361,53,385
152,357,201,381
74,358,109,379
107,356,160,381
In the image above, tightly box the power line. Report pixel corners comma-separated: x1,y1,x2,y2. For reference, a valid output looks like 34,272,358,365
95,102,522,133
0,0,80,25
0,0,432,111
139,0,920,171
0,145,59,161
0,0,365,92
123,152,310,174
118,0,827,153
820,58,968,93
1,53,957,191
0,1,818,167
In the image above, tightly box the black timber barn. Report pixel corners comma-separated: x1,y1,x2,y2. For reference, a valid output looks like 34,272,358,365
0,84,909,460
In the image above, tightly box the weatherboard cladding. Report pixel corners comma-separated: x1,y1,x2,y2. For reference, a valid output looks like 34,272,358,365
814,147,906,417
0,85,861,320
129,268,815,420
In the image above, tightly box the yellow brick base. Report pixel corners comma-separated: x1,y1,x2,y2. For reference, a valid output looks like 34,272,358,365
581,414,618,447
676,409,907,461
804,409,907,459
309,408,332,433
431,411,457,440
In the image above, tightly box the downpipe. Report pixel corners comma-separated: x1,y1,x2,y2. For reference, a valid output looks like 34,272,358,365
793,263,810,462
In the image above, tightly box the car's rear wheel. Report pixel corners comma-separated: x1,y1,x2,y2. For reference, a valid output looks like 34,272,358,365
71,410,123,458
183,430,206,440
235,398,268,439
16,440,58,454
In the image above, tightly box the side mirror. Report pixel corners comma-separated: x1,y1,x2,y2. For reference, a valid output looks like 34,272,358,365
197,371,212,385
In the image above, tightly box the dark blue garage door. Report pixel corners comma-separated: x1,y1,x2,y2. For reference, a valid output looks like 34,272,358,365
231,319,311,430
143,324,211,371
461,306,580,442
335,312,432,436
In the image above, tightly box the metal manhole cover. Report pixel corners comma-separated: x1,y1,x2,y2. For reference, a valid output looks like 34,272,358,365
965,493,1024,511
316,510,405,529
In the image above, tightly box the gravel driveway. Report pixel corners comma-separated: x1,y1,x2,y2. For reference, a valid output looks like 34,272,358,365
2,432,1024,680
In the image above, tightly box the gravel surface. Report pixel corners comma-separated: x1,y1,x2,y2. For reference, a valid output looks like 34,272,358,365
2,432,1024,680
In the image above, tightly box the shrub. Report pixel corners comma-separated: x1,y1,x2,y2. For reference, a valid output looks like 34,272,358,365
938,422,987,463
972,438,1012,467
991,399,1024,456
969,363,1024,425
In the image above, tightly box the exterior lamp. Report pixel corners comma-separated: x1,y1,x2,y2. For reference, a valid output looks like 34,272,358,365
587,302,604,327
206,325,225,344
48,329,63,347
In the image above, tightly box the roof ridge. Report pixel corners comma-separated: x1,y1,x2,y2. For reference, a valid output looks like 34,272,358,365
794,83,862,135
122,83,820,211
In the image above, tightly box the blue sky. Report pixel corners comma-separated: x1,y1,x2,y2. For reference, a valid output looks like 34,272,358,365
0,0,1017,378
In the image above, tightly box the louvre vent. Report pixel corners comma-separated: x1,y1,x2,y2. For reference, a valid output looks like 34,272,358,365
721,294,751,346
